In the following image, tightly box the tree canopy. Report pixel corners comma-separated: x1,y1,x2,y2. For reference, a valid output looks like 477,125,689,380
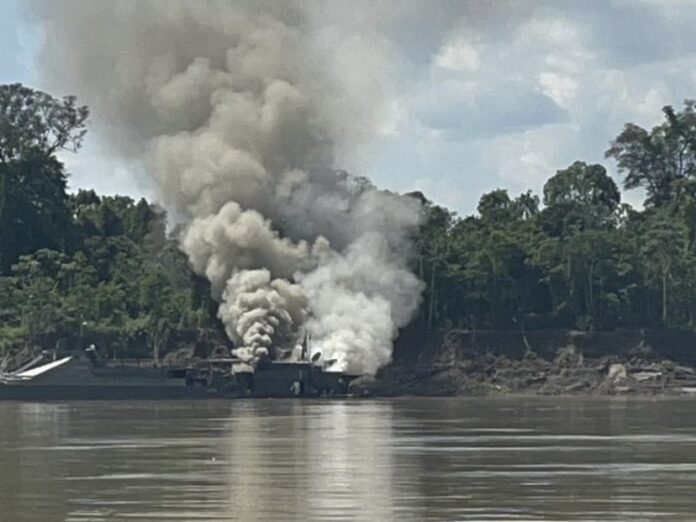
0,83,89,163
0,84,222,359
414,100,696,334
3,84,696,361
606,101,696,207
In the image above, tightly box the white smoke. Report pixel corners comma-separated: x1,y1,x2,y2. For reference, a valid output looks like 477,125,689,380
299,232,422,373
29,0,424,375
181,201,327,298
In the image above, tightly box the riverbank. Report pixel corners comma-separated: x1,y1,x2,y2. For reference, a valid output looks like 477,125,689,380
356,350,696,397
355,328,696,397
6,326,696,398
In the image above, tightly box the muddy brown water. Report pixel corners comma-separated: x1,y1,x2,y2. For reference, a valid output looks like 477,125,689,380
1,397,696,521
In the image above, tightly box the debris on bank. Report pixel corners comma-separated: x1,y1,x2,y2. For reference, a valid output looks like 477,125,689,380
353,332,696,397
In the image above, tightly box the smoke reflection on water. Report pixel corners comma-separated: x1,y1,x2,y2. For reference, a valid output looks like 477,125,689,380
221,401,397,521
0,400,404,521
2,398,696,520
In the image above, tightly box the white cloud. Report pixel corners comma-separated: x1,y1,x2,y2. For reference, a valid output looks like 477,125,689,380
513,17,593,108
539,72,578,107
434,36,480,72
20,0,696,215
496,128,564,191
517,16,583,49
375,3,696,213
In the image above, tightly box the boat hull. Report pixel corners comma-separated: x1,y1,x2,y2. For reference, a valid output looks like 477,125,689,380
0,354,357,401
0,383,216,401
0,357,216,401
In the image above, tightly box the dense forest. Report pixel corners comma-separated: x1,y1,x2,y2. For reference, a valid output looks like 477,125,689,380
2,83,696,360
417,100,696,334
0,84,222,360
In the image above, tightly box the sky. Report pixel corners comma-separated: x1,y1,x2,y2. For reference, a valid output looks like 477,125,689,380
4,0,696,214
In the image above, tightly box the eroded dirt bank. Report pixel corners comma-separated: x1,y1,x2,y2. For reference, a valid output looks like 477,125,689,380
354,328,696,397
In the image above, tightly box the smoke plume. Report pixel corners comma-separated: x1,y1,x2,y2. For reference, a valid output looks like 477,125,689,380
30,0,424,375
219,269,308,363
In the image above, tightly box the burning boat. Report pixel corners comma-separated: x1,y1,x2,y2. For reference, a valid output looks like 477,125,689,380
0,343,358,401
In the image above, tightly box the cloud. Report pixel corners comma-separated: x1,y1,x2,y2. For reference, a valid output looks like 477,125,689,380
19,0,696,216
376,1,696,213
414,79,568,138
539,72,579,107
568,1,696,68
434,36,480,72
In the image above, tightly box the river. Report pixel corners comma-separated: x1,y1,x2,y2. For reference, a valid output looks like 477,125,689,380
1,397,696,521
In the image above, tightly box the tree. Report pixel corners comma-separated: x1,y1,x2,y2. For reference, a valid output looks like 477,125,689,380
0,83,89,163
537,161,619,239
513,190,540,220
414,203,455,329
0,84,228,359
0,84,87,272
11,250,68,340
544,161,620,211
139,270,187,365
478,189,517,223
640,213,686,323
0,151,72,272
606,100,696,207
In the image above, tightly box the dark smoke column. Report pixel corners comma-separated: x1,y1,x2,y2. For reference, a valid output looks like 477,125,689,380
30,0,424,375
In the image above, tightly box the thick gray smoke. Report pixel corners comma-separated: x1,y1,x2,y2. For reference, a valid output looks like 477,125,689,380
219,269,307,363
30,0,424,375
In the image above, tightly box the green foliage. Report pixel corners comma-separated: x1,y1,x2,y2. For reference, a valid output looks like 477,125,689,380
5,82,696,362
0,151,72,272
0,83,89,163
415,104,696,333
0,84,221,357
539,161,620,236
0,325,27,353
606,101,696,207
0,191,221,357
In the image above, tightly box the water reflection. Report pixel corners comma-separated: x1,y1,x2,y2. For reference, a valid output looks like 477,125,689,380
1,398,696,520
0,403,71,522
221,401,398,520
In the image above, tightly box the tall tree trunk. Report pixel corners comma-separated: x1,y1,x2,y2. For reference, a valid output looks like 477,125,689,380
419,255,425,324
490,258,498,328
598,272,604,326
587,262,594,322
662,270,668,323
428,265,436,330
